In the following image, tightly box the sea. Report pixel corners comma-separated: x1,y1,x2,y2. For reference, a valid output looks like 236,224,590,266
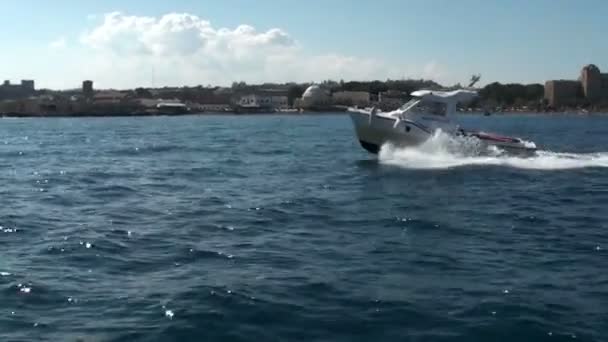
1,113,607,342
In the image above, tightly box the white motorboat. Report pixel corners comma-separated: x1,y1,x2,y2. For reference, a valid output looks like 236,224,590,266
348,89,537,155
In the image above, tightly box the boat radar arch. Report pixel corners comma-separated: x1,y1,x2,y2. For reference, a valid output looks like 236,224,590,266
410,89,478,104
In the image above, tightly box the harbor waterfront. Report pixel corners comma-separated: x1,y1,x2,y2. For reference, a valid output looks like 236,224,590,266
2,63,608,117
1,113,608,341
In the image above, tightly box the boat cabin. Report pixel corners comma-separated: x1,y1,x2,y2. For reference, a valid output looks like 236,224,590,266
400,90,477,117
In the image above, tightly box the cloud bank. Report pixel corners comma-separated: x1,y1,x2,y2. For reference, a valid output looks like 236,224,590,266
61,12,448,88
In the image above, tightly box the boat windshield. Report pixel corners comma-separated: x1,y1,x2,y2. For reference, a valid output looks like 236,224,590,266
409,100,447,116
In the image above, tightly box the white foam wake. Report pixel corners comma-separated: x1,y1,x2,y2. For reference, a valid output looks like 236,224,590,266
378,131,608,170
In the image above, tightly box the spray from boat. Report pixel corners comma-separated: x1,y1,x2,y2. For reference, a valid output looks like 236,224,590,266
377,130,608,170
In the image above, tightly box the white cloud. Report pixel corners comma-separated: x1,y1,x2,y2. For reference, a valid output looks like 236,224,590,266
75,12,451,88
49,37,67,50
81,12,293,58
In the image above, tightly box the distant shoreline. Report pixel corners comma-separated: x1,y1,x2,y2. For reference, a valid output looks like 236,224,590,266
1,110,607,118
0,111,346,118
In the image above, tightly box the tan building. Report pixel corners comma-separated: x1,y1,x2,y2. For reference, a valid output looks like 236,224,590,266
93,91,128,105
0,97,47,115
332,91,370,106
545,64,608,107
580,64,608,102
0,96,83,115
544,80,581,107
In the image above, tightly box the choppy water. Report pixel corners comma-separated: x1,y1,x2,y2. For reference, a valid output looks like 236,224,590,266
1,114,607,342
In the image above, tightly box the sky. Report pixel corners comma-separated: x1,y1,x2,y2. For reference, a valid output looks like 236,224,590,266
1,0,607,89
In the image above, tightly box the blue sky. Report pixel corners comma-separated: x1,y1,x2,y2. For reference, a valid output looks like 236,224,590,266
1,0,606,89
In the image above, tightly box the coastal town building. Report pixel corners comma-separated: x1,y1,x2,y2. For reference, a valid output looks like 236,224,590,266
294,85,376,111
156,102,189,114
82,80,94,97
206,88,232,105
295,85,332,110
581,64,608,102
86,90,141,114
0,80,36,100
332,91,370,107
0,95,87,116
377,90,409,110
21,80,35,91
236,93,288,112
545,64,608,108
0,98,39,115
234,88,289,113
544,80,581,107
198,104,232,112
93,91,128,105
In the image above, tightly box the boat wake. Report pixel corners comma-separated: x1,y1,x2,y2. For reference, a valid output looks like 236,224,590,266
378,131,608,170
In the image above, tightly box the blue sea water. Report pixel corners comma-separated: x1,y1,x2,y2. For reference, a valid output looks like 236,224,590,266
1,113,607,342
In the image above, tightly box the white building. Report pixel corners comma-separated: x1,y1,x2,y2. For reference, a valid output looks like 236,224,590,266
238,94,288,110
199,104,232,112
298,85,332,109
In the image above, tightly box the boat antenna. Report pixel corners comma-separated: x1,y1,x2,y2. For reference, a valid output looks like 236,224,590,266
468,74,481,88
151,64,156,88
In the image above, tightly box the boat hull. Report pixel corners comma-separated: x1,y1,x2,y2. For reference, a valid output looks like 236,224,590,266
349,111,431,154
349,110,537,156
